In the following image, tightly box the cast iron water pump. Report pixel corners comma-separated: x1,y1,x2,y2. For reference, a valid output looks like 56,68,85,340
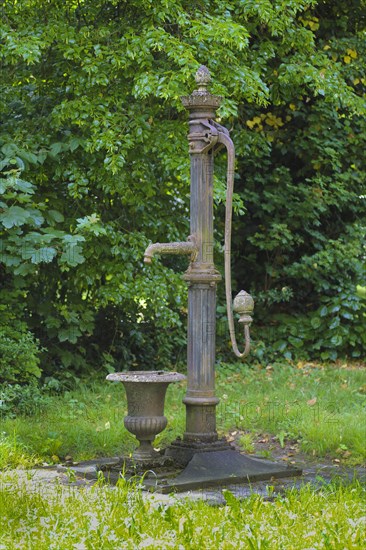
107,66,301,491
144,66,254,446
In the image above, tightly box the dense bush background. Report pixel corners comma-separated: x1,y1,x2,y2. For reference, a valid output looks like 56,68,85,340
1,0,365,382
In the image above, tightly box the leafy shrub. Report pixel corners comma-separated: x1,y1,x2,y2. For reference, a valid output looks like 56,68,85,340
248,286,366,363
247,222,366,362
1,0,365,374
0,325,42,384
0,383,51,418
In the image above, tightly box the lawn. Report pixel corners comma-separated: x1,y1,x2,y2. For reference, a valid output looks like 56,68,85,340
0,474,365,549
1,361,365,467
0,361,365,549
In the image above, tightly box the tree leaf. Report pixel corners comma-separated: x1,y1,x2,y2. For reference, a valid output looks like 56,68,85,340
31,247,57,264
0,206,29,228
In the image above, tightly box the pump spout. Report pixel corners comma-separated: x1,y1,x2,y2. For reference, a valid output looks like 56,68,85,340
144,236,197,264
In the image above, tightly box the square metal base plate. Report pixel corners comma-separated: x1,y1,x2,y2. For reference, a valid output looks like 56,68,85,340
142,450,302,493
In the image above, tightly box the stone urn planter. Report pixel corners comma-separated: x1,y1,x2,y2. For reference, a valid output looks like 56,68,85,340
106,371,186,460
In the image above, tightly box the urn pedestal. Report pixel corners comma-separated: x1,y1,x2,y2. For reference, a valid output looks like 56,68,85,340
106,371,186,461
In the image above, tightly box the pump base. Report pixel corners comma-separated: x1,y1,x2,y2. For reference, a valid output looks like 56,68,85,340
165,436,232,467
141,449,302,493
65,448,302,493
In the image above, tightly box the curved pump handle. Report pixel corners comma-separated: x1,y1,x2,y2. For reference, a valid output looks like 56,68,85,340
214,124,254,360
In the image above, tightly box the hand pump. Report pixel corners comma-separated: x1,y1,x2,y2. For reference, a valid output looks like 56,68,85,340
106,66,301,491
144,66,253,446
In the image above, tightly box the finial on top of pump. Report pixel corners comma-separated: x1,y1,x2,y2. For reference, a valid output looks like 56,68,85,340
182,65,221,110
195,65,211,91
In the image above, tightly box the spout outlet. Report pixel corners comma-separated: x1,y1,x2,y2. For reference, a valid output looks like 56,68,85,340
144,237,197,264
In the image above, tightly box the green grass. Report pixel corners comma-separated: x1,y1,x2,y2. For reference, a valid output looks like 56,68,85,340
1,383,138,466
0,474,364,549
215,361,366,464
0,361,365,548
0,432,36,470
0,362,365,467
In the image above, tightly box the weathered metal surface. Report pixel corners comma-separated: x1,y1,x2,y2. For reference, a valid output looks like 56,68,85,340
233,290,254,318
103,67,302,491
180,67,223,442
143,237,197,264
142,451,302,493
165,437,232,467
181,66,221,116
141,66,255,442
231,290,254,358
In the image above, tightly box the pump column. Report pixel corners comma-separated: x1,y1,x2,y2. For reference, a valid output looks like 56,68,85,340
181,66,222,442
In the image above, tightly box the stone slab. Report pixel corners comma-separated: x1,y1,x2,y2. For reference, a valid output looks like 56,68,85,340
2,458,365,508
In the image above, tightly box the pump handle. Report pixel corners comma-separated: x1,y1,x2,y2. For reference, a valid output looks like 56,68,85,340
215,127,254,359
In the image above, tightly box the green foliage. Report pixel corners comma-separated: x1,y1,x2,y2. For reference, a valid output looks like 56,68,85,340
228,2,366,361
0,433,37,470
0,324,42,384
252,285,366,363
0,0,365,375
0,383,51,418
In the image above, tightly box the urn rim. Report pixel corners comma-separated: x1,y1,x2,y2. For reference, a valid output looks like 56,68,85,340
106,370,186,383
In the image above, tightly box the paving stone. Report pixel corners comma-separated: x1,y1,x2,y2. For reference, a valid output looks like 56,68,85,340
2,458,365,508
